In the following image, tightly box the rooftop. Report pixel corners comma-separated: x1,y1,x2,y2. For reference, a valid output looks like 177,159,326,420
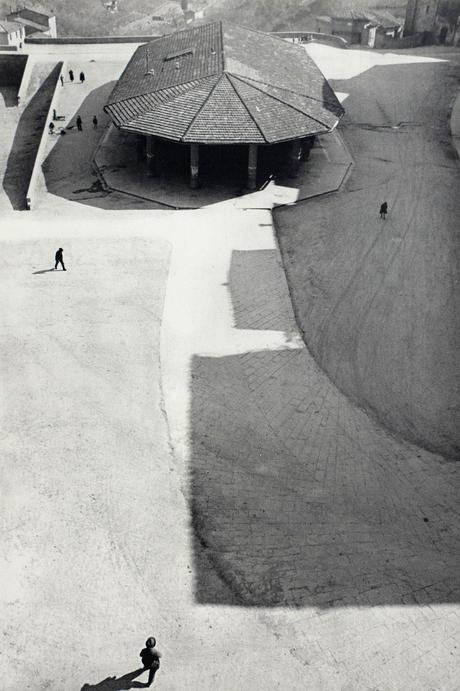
318,7,402,28
0,19,23,33
105,21,344,145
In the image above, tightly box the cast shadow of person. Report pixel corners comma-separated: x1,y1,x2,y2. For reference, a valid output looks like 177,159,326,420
80,668,151,690
32,268,56,274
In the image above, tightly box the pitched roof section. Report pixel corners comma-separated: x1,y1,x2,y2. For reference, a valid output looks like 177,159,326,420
105,21,344,144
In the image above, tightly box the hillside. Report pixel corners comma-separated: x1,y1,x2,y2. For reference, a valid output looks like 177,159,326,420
1,0,412,36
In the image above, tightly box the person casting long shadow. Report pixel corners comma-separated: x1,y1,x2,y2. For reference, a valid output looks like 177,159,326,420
80,668,145,691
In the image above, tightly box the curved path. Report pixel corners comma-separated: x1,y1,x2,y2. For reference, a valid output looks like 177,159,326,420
276,45,460,459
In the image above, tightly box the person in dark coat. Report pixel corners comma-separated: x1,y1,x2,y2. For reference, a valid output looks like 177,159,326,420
76,115,82,131
379,201,388,219
92,115,98,129
139,637,161,686
54,248,66,271
80,71,85,84
49,121,55,134
60,74,64,86
69,69,74,82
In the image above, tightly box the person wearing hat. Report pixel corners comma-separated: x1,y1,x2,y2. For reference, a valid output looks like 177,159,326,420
54,248,66,271
139,637,161,686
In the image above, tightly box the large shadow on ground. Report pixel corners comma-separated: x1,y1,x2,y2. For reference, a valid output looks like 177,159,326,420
41,81,164,211
3,62,61,210
190,244,460,608
275,55,460,460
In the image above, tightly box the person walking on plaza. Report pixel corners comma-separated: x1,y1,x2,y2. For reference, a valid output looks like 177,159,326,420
379,201,388,219
92,115,98,129
80,71,85,84
54,248,66,271
69,69,74,83
139,637,161,686
60,74,64,87
76,115,82,131
48,121,55,134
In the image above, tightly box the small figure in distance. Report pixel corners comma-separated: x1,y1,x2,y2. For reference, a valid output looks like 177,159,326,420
49,121,55,134
139,636,161,687
92,115,98,129
60,74,64,87
76,115,83,131
379,201,388,219
80,71,85,84
54,248,66,271
69,69,74,83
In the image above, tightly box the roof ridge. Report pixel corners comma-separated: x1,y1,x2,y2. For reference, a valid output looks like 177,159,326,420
225,73,267,143
229,74,334,130
106,75,215,110
181,73,225,141
235,72,343,112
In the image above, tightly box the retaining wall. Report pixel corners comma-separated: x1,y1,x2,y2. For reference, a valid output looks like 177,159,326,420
25,35,160,44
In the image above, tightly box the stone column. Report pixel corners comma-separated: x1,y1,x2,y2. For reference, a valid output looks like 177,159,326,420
190,143,199,189
247,143,258,190
289,139,302,178
146,136,157,176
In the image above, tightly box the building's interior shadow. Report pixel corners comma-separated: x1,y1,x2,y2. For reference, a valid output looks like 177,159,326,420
81,668,148,690
2,62,62,210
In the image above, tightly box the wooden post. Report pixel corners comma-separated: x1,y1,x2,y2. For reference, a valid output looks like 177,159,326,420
247,143,258,190
146,136,157,176
190,143,199,189
289,139,302,178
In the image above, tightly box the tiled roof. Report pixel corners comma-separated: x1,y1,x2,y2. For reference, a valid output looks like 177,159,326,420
105,21,344,145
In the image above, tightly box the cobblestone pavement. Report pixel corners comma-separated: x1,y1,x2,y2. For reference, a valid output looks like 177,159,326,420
276,46,460,459
160,207,460,689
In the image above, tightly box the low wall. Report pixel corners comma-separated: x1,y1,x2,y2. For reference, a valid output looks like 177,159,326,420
0,53,27,86
25,35,160,44
25,61,64,210
0,45,19,51
272,31,348,49
379,32,431,49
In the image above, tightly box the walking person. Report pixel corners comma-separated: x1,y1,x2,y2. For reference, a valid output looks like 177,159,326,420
69,69,74,83
92,115,98,129
80,71,85,84
60,74,64,87
76,115,83,132
379,201,388,220
48,121,55,134
139,637,161,687
54,248,66,271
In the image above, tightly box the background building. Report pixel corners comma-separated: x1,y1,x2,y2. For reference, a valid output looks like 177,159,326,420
6,6,57,38
404,0,440,37
0,19,25,48
316,8,404,47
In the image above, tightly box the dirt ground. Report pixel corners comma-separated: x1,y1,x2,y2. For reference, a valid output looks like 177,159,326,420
276,46,460,459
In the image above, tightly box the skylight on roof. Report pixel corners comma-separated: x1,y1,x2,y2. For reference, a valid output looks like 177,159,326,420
164,48,194,61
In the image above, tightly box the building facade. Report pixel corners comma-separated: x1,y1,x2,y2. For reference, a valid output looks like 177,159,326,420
404,0,440,36
0,20,25,48
7,7,57,38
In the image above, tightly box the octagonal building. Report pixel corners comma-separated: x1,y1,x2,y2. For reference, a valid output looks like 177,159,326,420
104,21,344,189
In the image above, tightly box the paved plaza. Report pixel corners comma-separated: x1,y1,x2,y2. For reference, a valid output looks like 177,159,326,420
0,42,459,690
